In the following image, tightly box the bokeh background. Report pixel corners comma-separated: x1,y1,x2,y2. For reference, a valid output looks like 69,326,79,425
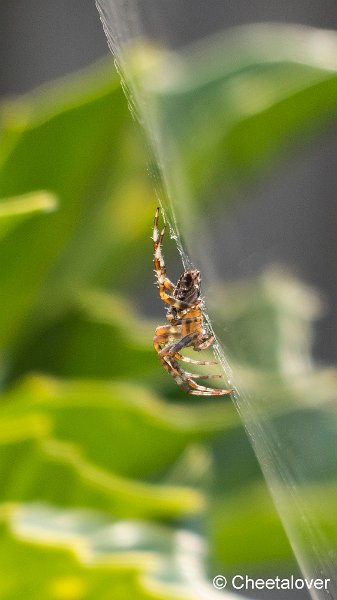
2,0,336,360
3,1,337,94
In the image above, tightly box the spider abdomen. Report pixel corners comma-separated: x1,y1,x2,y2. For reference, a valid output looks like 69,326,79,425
174,270,201,305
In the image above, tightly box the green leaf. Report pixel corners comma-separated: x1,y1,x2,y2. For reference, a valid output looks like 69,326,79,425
141,24,337,203
3,373,238,477
9,291,158,382
0,59,153,356
0,503,228,600
0,191,57,241
0,374,238,518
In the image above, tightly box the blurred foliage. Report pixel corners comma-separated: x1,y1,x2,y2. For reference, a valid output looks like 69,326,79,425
148,24,337,208
1,22,337,599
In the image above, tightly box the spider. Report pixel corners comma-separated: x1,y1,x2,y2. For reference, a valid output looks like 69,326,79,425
152,206,232,396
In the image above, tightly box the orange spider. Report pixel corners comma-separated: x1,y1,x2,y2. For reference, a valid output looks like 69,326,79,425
152,207,232,396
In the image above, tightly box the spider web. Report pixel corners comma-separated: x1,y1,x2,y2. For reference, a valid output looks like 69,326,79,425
95,0,231,365
96,3,337,598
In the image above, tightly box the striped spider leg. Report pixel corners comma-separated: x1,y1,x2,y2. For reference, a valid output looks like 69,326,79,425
152,206,232,396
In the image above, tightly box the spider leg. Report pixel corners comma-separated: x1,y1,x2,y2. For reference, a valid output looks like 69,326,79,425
159,325,221,375
174,353,217,366
160,335,231,396
155,327,217,365
155,341,231,396
153,208,191,309
168,356,231,396
159,332,198,359
188,389,231,396
154,332,208,392
170,319,217,363
153,327,182,377
153,335,190,393
194,334,215,351
166,322,216,364
179,372,222,379
153,207,175,291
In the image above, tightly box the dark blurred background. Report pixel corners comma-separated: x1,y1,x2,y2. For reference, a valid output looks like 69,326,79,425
1,0,336,365
2,1,337,94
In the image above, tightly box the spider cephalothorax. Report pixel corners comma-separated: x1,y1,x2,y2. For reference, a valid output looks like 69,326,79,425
152,206,232,396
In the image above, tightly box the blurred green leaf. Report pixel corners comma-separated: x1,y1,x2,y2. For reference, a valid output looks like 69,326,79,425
145,24,337,202
9,290,158,382
0,59,153,357
0,373,238,517
0,503,226,600
0,191,57,241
